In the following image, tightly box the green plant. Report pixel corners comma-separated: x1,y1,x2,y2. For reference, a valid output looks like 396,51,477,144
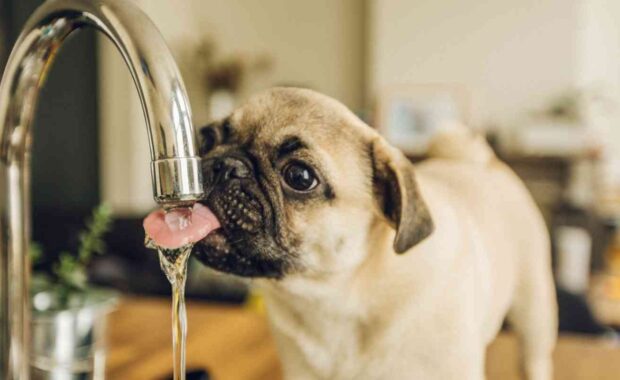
31,204,113,308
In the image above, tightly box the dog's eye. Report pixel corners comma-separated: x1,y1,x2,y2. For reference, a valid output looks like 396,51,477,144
282,162,318,191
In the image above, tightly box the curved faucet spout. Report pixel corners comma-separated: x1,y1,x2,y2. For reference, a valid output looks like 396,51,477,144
0,0,204,377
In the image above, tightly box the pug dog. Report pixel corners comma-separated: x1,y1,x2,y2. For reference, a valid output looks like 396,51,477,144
194,87,557,380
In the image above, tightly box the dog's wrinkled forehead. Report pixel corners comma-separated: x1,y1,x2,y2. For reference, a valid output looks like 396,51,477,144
228,88,367,150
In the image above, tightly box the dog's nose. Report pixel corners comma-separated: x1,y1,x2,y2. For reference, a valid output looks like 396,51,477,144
207,156,252,184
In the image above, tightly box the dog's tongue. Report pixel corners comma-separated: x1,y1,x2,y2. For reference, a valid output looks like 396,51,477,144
143,203,220,249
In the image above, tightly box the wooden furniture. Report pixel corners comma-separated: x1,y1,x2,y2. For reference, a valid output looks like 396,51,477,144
106,297,280,380
107,297,620,380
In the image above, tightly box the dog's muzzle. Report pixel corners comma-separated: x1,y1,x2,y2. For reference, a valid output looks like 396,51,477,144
203,154,264,232
194,152,288,278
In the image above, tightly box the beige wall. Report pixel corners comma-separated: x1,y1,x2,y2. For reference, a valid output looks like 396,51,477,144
576,0,620,88
138,0,365,117
368,0,584,129
98,0,365,214
368,0,620,185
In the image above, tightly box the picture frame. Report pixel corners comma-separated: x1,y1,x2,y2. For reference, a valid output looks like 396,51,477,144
375,84,471,155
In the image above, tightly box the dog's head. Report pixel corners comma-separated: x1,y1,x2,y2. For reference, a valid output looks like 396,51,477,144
193,88,434,279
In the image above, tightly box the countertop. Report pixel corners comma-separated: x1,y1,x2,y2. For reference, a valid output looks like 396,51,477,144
107,297,620,380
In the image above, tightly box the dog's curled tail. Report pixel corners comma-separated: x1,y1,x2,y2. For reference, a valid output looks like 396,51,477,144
427,122,495,165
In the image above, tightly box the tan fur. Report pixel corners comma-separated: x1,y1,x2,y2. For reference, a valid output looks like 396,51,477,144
223,88,557,380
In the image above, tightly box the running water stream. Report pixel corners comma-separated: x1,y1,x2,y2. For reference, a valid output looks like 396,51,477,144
145,237,193,380
143,204,220,380
145,207,194,380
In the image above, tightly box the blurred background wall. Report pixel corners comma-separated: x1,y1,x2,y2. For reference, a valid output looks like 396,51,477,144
369,0,582,128
369,0,620,147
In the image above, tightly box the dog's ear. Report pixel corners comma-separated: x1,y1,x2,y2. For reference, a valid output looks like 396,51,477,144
370,137,434,253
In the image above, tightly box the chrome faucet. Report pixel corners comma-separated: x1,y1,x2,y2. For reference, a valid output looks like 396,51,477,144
0,0,204,377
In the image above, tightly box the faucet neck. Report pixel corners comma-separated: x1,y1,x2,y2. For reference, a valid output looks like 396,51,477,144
0,1,204,377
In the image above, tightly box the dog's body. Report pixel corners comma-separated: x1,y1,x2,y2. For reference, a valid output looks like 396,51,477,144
260,153,556,380
195,88,557,380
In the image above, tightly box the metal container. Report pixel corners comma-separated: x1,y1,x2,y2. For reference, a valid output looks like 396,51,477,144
30,288,118,380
